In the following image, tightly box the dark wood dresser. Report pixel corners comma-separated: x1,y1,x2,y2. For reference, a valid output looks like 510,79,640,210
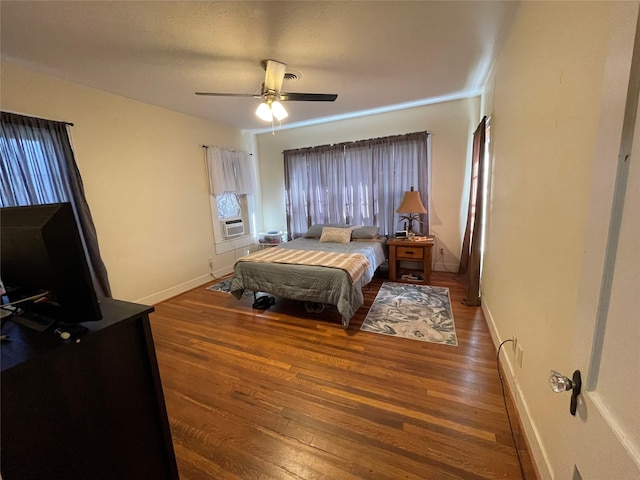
1,298,178,480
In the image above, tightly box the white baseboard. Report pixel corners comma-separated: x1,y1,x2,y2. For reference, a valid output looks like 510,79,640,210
482,298,554,480
212,265,234,279
135,263,238,306
134,274,212,306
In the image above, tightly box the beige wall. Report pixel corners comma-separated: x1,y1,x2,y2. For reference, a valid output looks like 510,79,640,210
480,2,631,478
255,97,480,271
1,61,476,298
1,62,247,304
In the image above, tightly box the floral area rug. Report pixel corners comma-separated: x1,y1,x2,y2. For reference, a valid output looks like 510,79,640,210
361,282,457,346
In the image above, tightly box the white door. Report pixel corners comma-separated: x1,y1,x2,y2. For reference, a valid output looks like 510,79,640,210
564,3,640,478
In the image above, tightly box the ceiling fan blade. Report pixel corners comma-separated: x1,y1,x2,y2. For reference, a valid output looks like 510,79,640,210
263,59,286,93
195,92,261,98
279,93,338,102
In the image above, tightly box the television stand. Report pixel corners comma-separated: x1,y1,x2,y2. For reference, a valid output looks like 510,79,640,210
1,298,179,480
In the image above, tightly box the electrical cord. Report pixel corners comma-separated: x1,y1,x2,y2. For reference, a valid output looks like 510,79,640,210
497,339,527,480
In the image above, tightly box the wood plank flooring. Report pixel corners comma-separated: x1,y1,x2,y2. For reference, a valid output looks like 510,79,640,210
149,272,539,480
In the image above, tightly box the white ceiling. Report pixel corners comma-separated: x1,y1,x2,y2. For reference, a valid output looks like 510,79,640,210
1,1,519,132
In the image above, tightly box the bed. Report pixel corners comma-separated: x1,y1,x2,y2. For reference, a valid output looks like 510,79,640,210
229,225,386,328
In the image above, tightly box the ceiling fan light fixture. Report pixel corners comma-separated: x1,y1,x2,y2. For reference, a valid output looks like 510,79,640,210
255,102,273,121
255,99,288,122
271,101,288,121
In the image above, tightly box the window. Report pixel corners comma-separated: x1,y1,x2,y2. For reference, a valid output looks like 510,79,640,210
284,131,430,238
204,146,256,250
216,192,242,219
0,111,111,297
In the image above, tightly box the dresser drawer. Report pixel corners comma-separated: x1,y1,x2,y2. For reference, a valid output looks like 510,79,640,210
396,246,424,260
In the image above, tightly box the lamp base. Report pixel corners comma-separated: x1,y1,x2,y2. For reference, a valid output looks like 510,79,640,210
407,219,421,235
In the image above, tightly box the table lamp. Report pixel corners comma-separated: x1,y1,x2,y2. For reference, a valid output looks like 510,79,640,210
396,186,427,234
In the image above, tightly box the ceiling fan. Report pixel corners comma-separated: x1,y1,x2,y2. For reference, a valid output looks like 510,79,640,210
195,59,338,122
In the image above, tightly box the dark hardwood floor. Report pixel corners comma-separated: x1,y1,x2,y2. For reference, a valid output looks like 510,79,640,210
150,272,539,480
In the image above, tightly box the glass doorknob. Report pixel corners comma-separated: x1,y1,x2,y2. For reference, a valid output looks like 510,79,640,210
548,370,582,416
549,370,575,392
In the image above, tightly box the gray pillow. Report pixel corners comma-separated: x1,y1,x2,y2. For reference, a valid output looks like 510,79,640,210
351,226,380,239
304,223,346,238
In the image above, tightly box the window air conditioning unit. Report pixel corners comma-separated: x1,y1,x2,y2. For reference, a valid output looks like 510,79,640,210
221,218,245,238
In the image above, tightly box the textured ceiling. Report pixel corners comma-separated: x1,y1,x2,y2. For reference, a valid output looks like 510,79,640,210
1,1,519,131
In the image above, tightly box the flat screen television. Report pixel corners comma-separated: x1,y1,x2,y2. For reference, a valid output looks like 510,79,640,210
0,202,102,331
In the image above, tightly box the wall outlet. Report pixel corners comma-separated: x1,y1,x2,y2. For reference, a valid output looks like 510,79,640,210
439,247,444,255
511,332,518,353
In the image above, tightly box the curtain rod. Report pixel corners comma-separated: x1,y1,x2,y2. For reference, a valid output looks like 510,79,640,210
201,145,252,155
1,110,74,126
282,130,430,155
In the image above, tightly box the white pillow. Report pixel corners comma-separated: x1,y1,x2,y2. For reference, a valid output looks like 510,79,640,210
319,227,352,244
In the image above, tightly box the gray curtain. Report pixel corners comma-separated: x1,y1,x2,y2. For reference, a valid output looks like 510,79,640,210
0,111,112,298
284,131,430,238
458,117,487,306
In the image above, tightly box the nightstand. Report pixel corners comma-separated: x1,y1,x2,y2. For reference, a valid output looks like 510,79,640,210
387,237,434,284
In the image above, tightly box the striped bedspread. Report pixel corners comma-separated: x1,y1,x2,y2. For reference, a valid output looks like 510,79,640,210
236,248,370,283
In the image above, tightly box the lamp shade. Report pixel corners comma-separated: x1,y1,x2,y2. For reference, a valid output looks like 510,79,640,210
396,187,427,214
